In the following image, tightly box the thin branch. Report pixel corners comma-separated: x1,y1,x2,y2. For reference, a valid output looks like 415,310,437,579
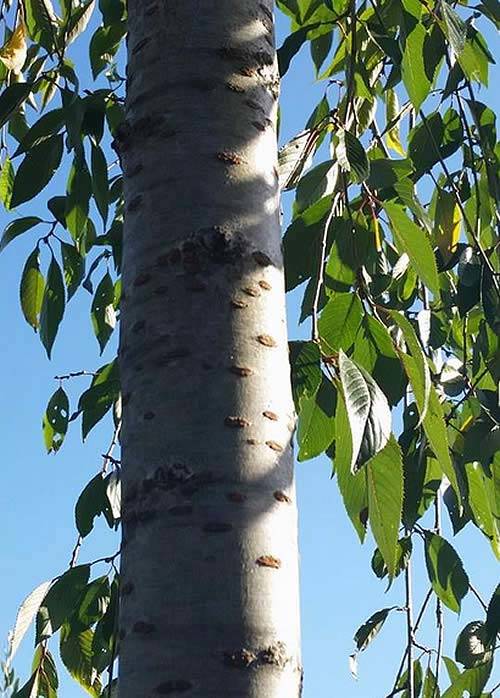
54,370,97,381
469,584,488,612
312,191,341,342
405,557,415,698
102,421,122,474
433,494,444,698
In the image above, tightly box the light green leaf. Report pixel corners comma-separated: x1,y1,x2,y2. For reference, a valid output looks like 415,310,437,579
390,311,430,424
42,386,69,453
385,89,405,156
11,134,64,208
424,531,469,612
422,384,460,498
465,461,500,559
318,292,363,353
440,2,467,58
60,625,102,697
384,201,439,296
423,667,440,698
367,437,404,578
289,340,322,406
91,271,116,353
0,155,15,209
65,0,95,45
20,248,45,330
40,256,65,358
0,216,42,253
8,580,52,664
297,376,336,461
401,23,431,111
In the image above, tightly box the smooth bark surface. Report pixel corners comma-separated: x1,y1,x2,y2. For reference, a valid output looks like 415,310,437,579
118,1,301,696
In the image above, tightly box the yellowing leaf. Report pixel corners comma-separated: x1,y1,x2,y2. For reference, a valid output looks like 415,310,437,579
0,21,27,74
385,89,405,156
434,188,461,260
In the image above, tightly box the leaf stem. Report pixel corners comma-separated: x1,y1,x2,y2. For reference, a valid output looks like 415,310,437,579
311,192,340,343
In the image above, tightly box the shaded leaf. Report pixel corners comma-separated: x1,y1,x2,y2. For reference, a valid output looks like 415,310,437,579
0,216,42,253
75,474,109,538
11,134,63,208
354,607,394,652
0,83,32,129
455,621,491,668
59,624,102,697
37,565,90,640
91,271,116,353
61,241,85,300
424,531,469,612
39,256,65,358
42,386,69,453
78,360,120,440
336,129,370,182
90,143,109,226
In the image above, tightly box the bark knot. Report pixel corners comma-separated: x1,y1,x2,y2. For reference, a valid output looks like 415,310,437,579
224,416,251,428
155,679,193,694
256,555,281,569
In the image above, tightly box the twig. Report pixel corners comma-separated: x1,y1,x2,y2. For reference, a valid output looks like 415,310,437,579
102,421,122,474
69,535,82,568
312,191,340,342
433,494,444,698
469,584,488,612
54,370,97,381
405,556,415,698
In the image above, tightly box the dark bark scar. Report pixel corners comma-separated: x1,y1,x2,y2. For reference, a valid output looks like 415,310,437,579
230,366,253,377
231,299,248,309
155,680,193,694
224,648,257,668
266,440,284,452
257,334,277,347
253,251,273,267
259,280,272,290
242,286,260,297
217,151,244,165
256,555,281,569
263,410,279,421
274,490,292,503
226,491,247,503
225,416,251,428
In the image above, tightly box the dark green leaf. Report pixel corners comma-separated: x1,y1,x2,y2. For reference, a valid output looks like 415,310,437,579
14,109,65,156
11,134,63,208
372,536,412,582
61,242,85,300
66,155,92,241
23,0,59,51
481,265,500,334
20,248,45,330
65,0,95,45
11,673,37,698
278,23,323,76
78,576,110,627
89,22,126,79
455,621,491,668
422,667,440,698
40,256,65,358
485,584,499,646
37,565,90,640
78,360,120,440
297,376,336,461
42,387,69,453
424,531,469,612
336,129,370,182
0,216,42,253
91,271,116,353
0,83,32,129
75,474,109,537
289,340,322,406
60,624,102,697
295,160,336,213
354,607,394,652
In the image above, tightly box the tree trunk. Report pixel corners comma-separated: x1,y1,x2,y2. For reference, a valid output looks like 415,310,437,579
118,1,301,696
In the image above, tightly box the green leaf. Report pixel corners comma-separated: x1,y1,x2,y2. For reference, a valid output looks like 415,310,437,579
440,2,467,59
390,311,430,424
11,134,63,208
278,22,323,76
8,580,52,664
367,437,404,578
455,621,492,668
384,202,439,296
422,384,460,499
0,83,32,129
372,536,412,582
336,129,370,182
61,241,85,300
339,351,392,473
424,531,469,612
75,474,109,537
295,160,337,213
78,360,120,440
90,143,109,226
66,155,92,241
65,0,95,45
20,248,45,330
334,390,368,541
465,461,500,559
401,22,431,111
0,155,15,209
485,584,499,646
422,667,440,698
37,565,90,640
354,607,394,652
14,109,65,156
89,21,126,79
91,271,116,353
78,576,110,627
289,340,322,406
318,292,363,353
385,89,405,156
297,376,336,461
0,216,42,253
481,265,500,335
11,673,37,698
60,624,102,697
40,256,65,358
42,386,69,453
23,0,59,51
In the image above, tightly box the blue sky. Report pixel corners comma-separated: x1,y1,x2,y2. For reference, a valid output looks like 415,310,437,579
0,8,498,698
